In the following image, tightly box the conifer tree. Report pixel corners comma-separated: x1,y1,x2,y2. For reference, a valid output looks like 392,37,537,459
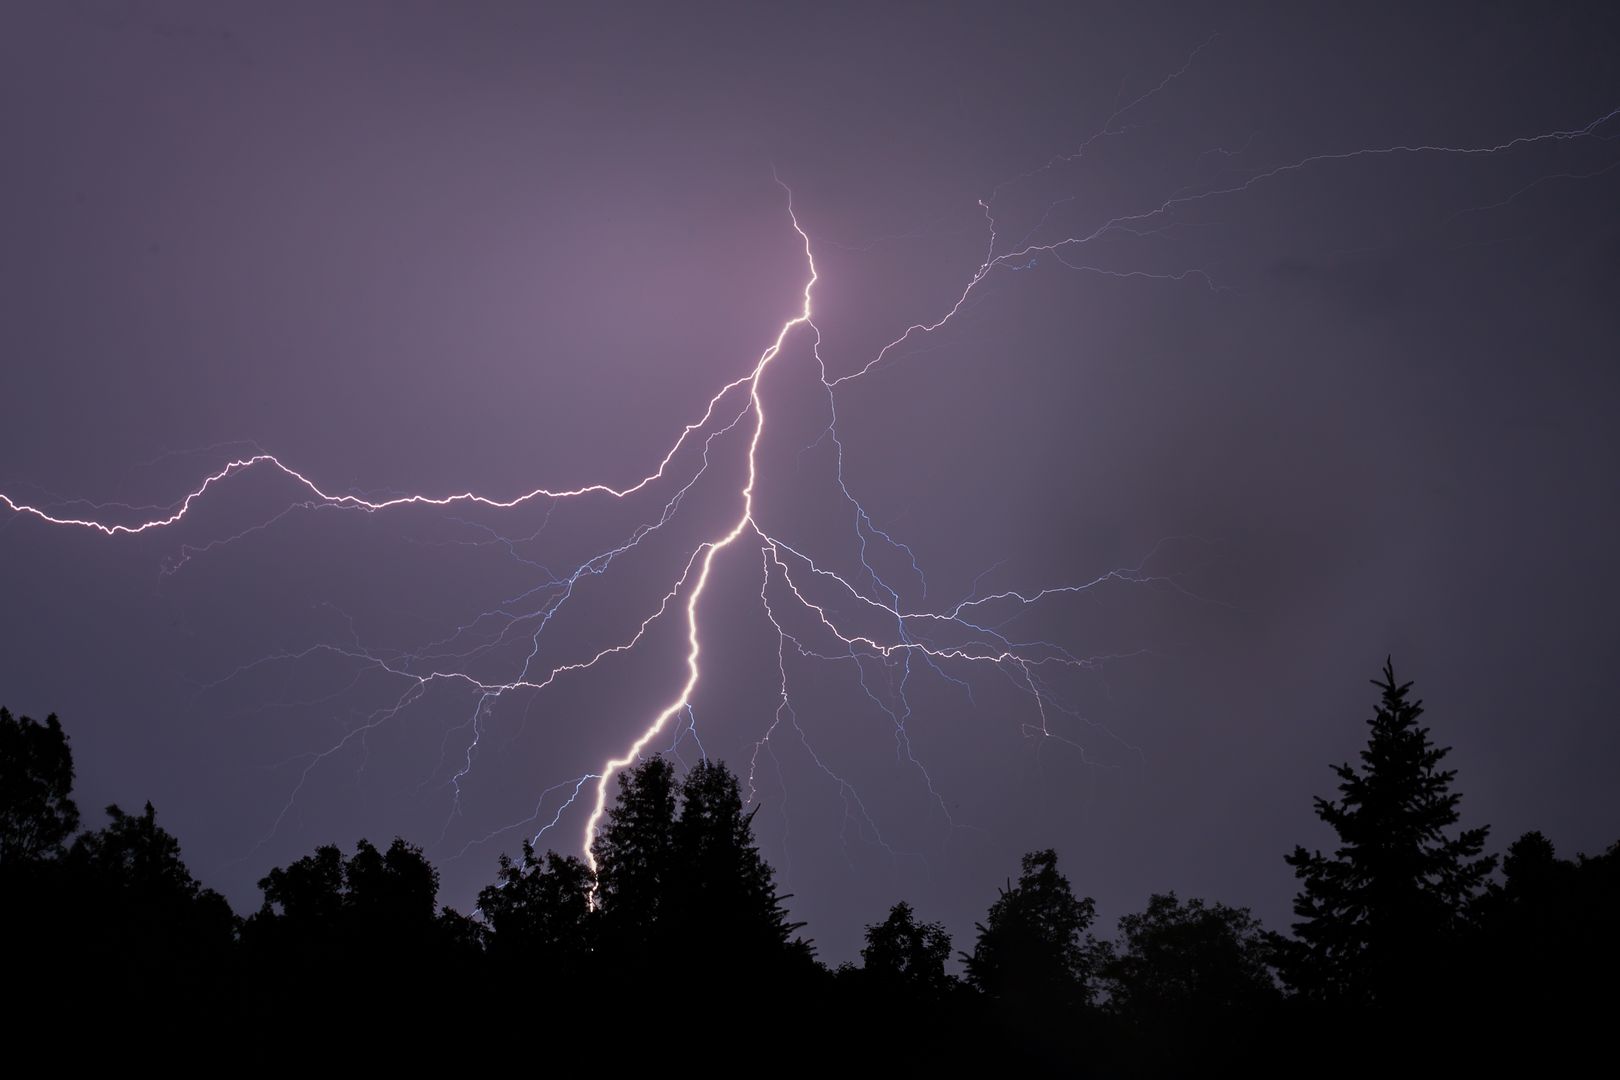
591,756,678,953
1282,658,1495,1002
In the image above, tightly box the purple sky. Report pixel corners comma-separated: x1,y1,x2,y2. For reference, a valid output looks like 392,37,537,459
3,1,1618,963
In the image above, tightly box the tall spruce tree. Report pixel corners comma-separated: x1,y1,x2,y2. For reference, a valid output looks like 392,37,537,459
591,755,678,956
591,756,810,975
1282,658,1495,1003
669,758,808,966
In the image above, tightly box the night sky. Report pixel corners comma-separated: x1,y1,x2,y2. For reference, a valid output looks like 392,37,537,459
3,1,1618,964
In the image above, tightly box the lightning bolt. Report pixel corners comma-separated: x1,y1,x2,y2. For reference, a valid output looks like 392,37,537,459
5,43,1615,898
577,178,819,875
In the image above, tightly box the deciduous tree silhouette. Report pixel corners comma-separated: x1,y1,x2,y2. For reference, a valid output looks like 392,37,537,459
476,841,593,970
859,900,954,996
1469,831,1620,1022
1102,893,1277,1017
252,836,444,932
67,801,238,992
0,705,86,1005
1281,658,1495,1004
243,836,473,1010
964,848,1101,1009
69,802,234,917
0,706,80,864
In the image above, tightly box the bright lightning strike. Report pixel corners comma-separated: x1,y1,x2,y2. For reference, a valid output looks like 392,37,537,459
4,49,1615,889
577,178,820,876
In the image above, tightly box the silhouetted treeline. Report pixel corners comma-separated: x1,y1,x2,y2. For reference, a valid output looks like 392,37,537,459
3,660,1617,1068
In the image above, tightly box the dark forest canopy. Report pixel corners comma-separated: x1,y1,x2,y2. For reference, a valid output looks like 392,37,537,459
2,664,1617,1068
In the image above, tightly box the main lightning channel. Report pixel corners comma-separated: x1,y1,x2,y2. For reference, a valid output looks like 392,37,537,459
578,178,818,875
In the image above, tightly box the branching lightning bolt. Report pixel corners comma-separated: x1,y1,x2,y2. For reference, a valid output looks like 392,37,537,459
5,44,1615,895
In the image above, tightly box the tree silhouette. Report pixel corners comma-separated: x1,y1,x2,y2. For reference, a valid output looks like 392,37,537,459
965,848,1101,1009
859,900,954,995
591,755,678,956
66,801,238,994
69,802,233,916
1470,831,1620,1023
243,835,473,1011
592,756,810,982
0,706,80,864
3,786,238,1015
256,842,346,926
1102,893,1277,1017
339,835,440,930
668,758,809,967
253,836,444,932
1281,658,1495,1003
476,841,593,970
11,690,1617,1058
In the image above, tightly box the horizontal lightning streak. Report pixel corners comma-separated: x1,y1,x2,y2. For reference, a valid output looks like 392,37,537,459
0,372,761,534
